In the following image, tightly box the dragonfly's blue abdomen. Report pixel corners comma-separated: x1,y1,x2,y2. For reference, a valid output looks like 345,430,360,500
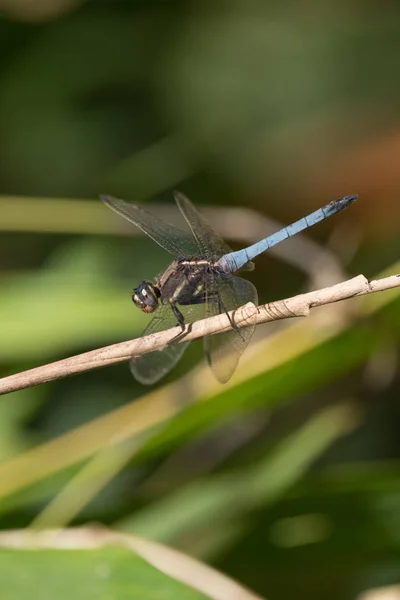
218,194,357,273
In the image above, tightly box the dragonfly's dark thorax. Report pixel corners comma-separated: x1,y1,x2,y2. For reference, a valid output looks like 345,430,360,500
157,257,220,306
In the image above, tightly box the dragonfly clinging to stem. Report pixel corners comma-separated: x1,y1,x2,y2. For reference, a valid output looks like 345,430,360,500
101,192,357,384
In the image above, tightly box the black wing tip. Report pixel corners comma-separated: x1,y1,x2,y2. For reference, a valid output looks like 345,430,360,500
99,193,119,206
100,194,139,210
173,190,186,203
174,190,197,204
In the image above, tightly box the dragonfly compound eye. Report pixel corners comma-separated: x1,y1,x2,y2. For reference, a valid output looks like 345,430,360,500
132,282,160,313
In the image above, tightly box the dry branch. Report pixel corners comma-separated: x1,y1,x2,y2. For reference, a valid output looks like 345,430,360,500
0,273,399,396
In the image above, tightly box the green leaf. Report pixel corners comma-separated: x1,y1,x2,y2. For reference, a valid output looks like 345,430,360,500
117,403,358,548
0,545,206,600
0,528,262,600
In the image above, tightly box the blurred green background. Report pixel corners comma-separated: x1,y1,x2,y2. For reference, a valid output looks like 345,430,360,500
0,1,400,599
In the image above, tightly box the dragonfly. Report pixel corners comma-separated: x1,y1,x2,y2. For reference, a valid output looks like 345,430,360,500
101,192,357,384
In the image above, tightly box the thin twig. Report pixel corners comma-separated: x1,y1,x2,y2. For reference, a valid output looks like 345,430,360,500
1,273,399,396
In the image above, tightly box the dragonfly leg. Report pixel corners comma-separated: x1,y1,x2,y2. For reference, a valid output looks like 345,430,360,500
170,301,186,332
175,293,244,340
188,291,245,341
214,293,245,341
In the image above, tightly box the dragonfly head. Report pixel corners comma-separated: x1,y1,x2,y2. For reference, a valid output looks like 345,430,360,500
132,281,161,313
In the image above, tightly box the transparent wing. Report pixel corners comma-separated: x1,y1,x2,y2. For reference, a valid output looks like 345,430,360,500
174,191,254,270
203,274,258,384
101,195,200,258
130,301,207,385
174,191,233,259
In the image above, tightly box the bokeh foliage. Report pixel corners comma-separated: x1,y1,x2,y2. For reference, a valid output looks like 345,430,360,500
0,1,400,599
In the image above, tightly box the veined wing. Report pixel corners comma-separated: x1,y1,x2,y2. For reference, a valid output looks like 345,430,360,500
101,195,199,258
174,191,254,270
203,274,258,384
174,191,233,259
131,300,207,385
